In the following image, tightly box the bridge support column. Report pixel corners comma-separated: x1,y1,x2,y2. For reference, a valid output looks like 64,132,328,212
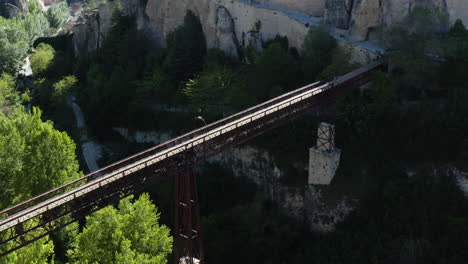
174,153,204,264
308,122,341,185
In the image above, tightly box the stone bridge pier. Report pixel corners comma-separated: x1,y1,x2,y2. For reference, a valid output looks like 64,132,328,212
308,122,341,185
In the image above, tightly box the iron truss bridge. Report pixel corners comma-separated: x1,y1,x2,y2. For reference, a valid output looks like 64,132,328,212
0,61,383,261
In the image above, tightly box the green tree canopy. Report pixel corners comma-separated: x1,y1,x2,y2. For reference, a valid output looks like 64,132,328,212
0,219,55,264
52,75,77,105
254,42,300,100
164,10,207,82
0,107,81,207
30,43,55,75
68,193,172,264
0,73,16,104
301,26,337,82
183,67,243,118
0,1,50,75
46,2,70,28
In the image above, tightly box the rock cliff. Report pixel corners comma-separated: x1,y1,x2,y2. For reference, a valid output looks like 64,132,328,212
217,146,356,233
0,0,28,18
325,0,468,41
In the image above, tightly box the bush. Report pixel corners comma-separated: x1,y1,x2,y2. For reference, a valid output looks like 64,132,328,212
30,43,55,75
46,2,70,28
52,75,77,105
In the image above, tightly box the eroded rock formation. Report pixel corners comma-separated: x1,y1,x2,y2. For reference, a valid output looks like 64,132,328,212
326,0,468,41
218,146,356,233
0,0,28,18
215,7,240,60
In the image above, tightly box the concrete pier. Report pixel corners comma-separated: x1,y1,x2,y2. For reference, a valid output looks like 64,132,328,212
308,123,341,185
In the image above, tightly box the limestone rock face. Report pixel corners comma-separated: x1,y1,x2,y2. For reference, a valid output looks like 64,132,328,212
256,0,326,16
244,31,263,52
0,0,28,18
72,0,145,57
447,0,468,24
145,0,309,50
98,1,114,41
215,7,240,60
348,0,382,41
73,12,100,57
326,0,466,41
324,0,353,29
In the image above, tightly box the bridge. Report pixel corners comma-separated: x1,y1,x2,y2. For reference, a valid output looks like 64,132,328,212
0,61,383,263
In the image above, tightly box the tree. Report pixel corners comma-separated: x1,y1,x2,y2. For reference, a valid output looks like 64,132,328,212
0,73,15,104
254,42,300,100
164,11,207,82
30,43,55,75
0,3,50,75
0,107,81,207
52,75,77,105
68,193,172,264
183,67,239,117
46,2,70,28
0,20,29,74
0,219,55,264
301,26,337,82
319,45,359,79
382,6,449,97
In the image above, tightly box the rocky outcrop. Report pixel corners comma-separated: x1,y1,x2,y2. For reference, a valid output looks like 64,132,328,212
0,0,28,18
348,0,382,41
145,0,309,52
326,0,468,41
217,146,356,232
72,0,146,57
215,7,240,60
324,0,353,29
73,10,101,57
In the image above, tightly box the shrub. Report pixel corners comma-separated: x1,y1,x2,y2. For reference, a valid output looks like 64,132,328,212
52,75,77,105
30,43,55,75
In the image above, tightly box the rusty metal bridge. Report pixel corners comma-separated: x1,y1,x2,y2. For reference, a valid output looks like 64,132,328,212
0,62,383,263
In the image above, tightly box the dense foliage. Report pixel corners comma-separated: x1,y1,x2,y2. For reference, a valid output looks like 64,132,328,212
0,108,81,207
46,2,70,28
0,10,49,74
0,2,466,263
0,219,55,264
30,43,56,75
67,193,172,264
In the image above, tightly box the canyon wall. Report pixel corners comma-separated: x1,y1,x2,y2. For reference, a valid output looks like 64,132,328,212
325,0,468,41
145,0,310,53
216,146,356,233
253,0,325,16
